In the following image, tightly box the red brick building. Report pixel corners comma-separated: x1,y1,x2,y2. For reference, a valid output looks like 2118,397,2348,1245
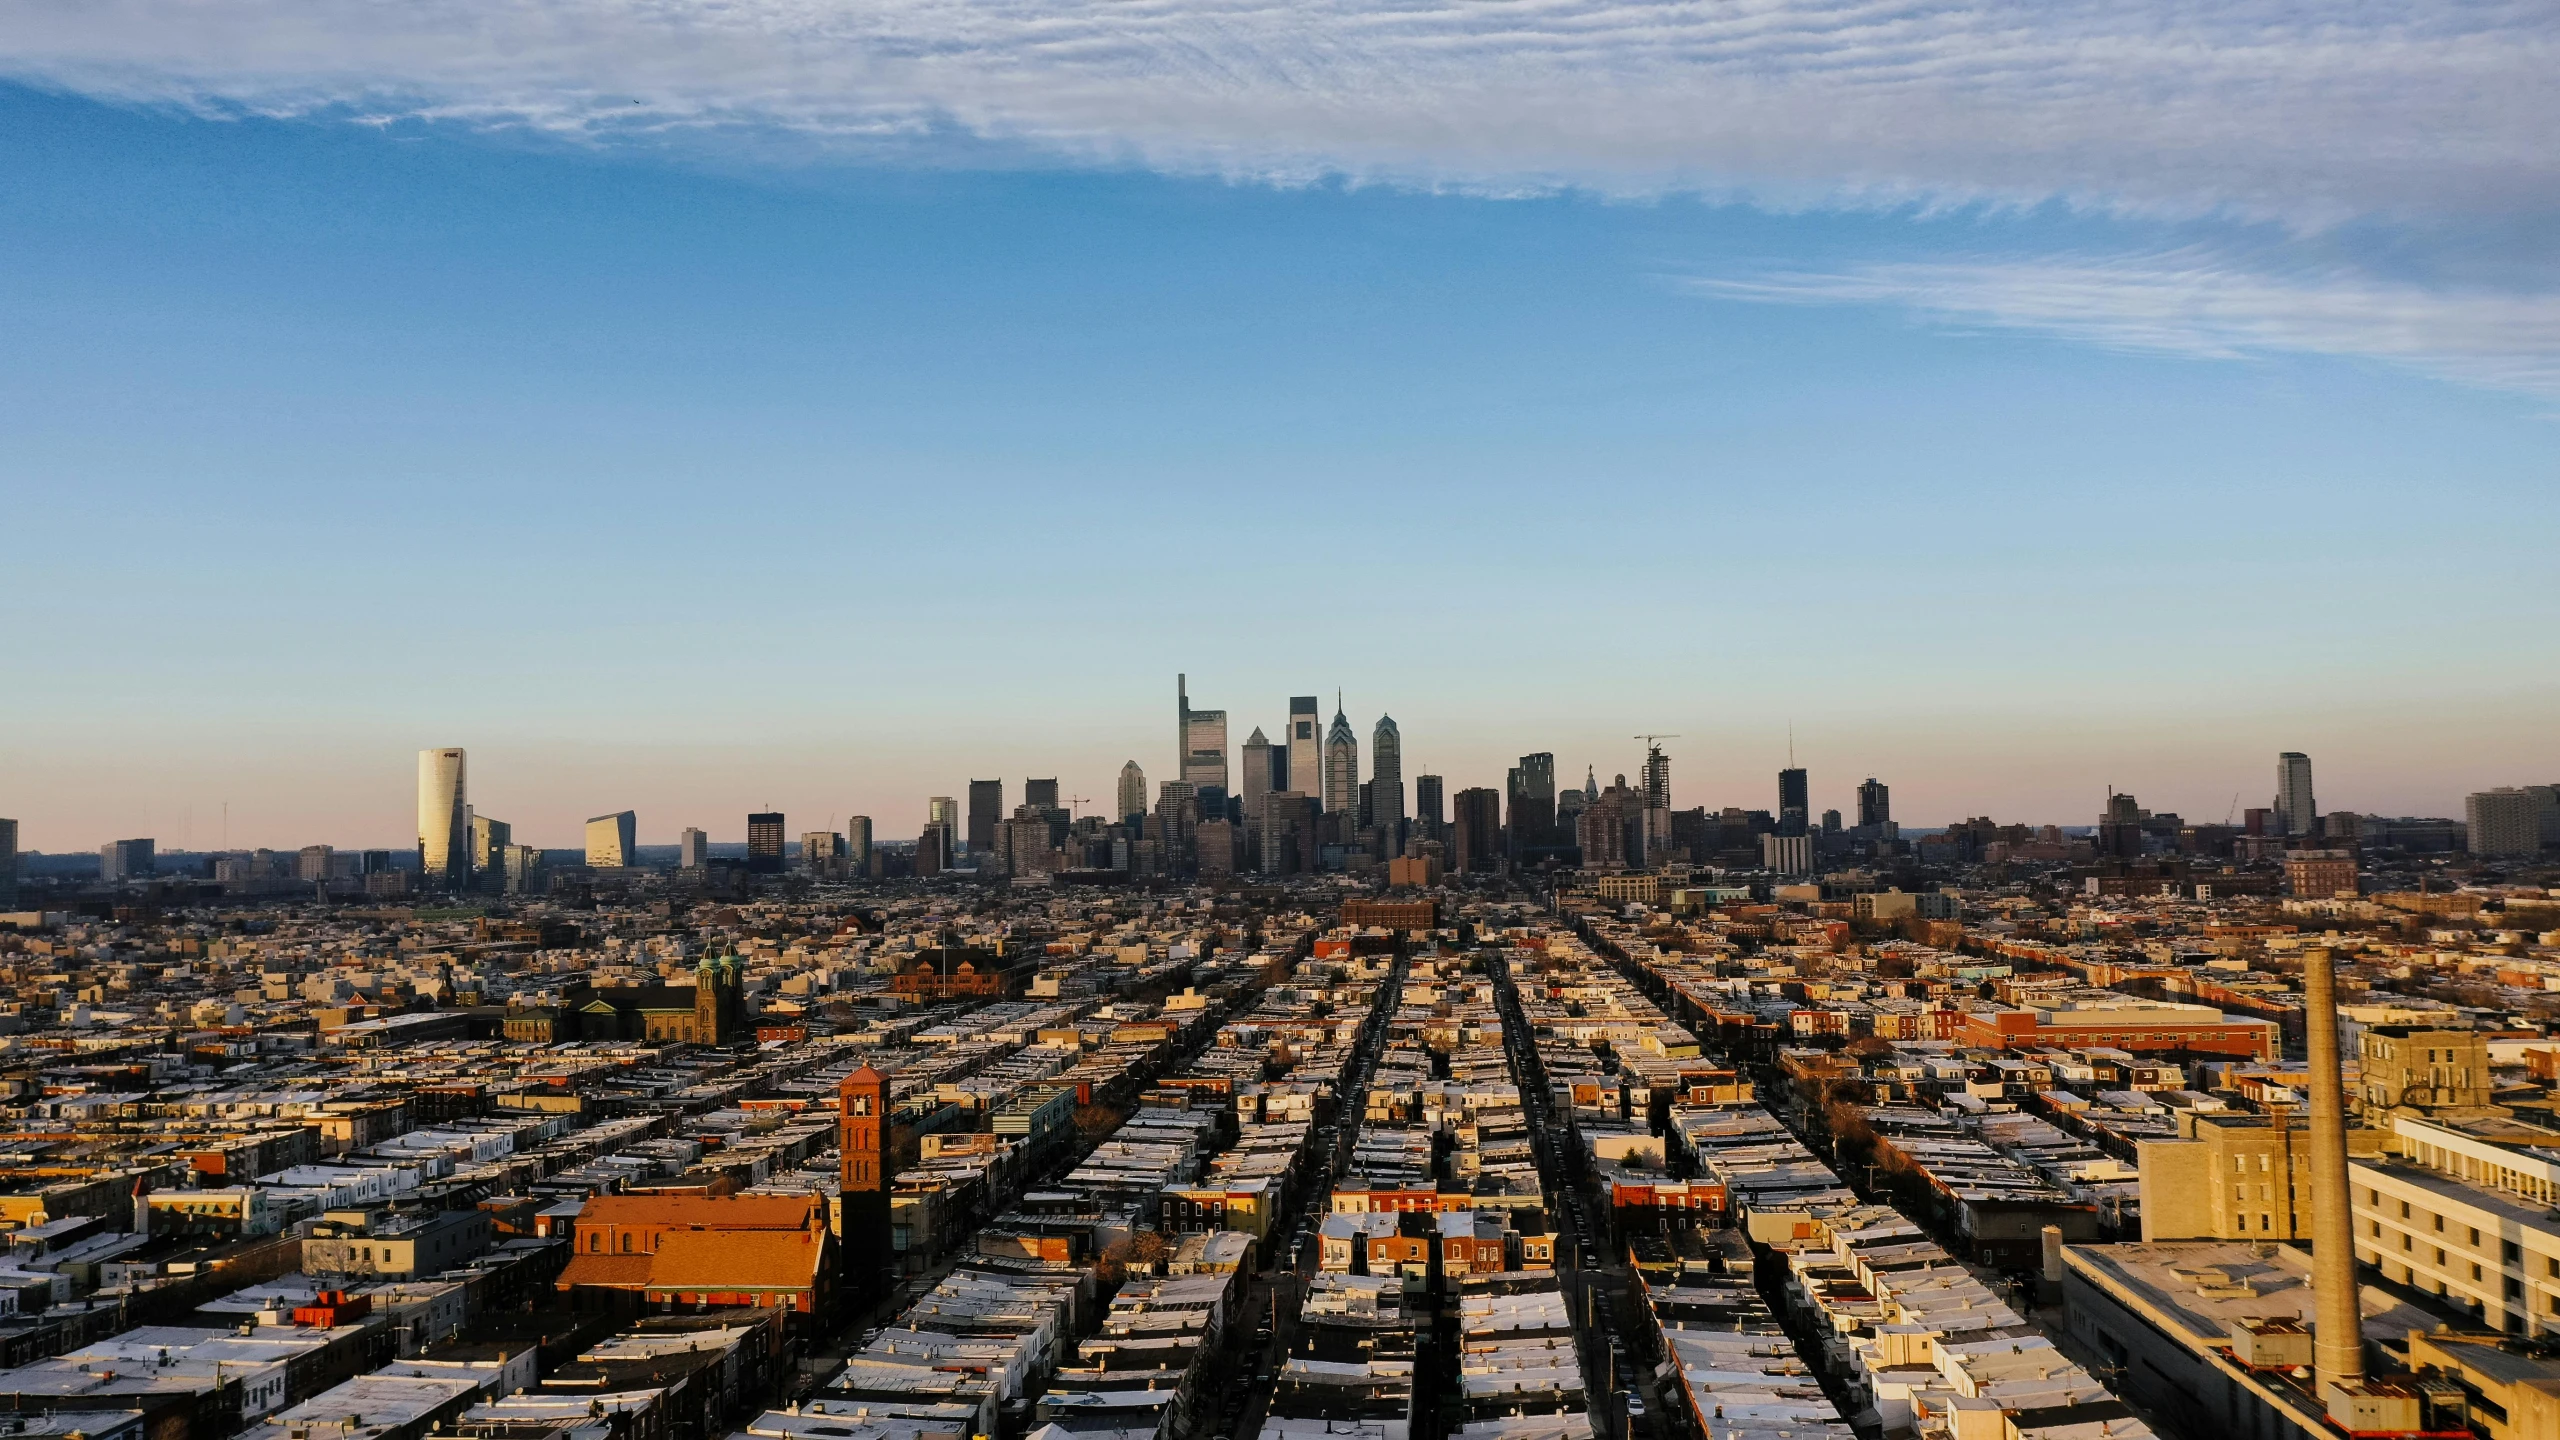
556,1193,833,1320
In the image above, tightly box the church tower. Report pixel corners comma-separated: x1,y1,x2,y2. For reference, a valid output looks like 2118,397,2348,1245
694,956,723,1044
838,1066,890,1305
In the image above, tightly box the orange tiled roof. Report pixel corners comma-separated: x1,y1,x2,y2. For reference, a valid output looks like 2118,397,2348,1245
643,1229,824,1291
556,1253,654,1289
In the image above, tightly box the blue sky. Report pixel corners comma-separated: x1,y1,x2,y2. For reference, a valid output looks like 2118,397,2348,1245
1,0,2555,850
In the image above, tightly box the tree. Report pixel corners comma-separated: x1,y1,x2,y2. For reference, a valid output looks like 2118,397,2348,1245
1098,1229,1172,1287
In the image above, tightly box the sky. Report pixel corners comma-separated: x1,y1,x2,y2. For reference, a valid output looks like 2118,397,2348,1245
1,0,2555,851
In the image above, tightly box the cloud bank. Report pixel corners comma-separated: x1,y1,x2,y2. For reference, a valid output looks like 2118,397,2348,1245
1693,253,2560,397
6,1,2556,395
5,0,2553,222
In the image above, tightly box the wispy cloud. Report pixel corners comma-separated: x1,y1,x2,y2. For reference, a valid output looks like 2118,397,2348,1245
1687,253,2560,397
3,0,2555,224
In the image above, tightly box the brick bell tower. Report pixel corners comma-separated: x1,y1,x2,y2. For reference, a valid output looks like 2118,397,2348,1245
838,1065,890,1307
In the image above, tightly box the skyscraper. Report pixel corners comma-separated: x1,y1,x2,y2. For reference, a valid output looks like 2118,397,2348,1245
1178,674,1229,795
1778,767,1809,836
470,814,512,887
1026,778,1060,813
1507,753,1555,855
1370,714,1406,841
1116,762,1148,823
928,796,957,836
1453,787,1504,873
1640,743,1671,810
1323,700,1360,818
678,827,709,868
586,811,636,868
0,817,15,909
1259,792,1318,875
966,780,1002,854
1288,697,1321,815
1240,728,1274,823
916,821,951,875
2275,752,2317,837
1155,781,1198,871
747,812,786,872
846,816,873,869
1856,778,1891,828
417,747,469,889
1414,775,1445,841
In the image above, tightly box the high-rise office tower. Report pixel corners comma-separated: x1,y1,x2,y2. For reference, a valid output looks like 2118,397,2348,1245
1856,778,1891,828
1370,715,1406,839
1507,753,1556,854
1155,781,1198,871
1778,767,1809,836
966,780,1002,853
417,747,470,889
586,811,636,868
0,817,15,909
1414,775,1445,841
470,814,512,885
2275,752,2317,836
1178,674,1229,795
677,827,709,868
1116,763,1147,823
916,821,951,875
1240,728,1274,823
846,816,873,869
1288,697,1321,814
101,838,156,883
503,843,542,894
1453,787,1504,873
1258,792,1319,875
1026,778,1060,813
1323,700,1360,817
747,812,786,873
928,796,957,836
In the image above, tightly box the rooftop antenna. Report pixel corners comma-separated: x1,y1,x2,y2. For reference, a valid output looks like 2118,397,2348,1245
1788,722,1795,767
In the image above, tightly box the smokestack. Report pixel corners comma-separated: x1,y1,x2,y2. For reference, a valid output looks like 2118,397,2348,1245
2304,945,2364,1389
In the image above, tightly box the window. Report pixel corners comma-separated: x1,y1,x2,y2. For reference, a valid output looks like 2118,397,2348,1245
2470,1227,2482,1246
2434,1214,2446,1232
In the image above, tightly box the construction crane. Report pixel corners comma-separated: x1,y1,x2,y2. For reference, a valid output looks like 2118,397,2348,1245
1070,794,1091,820
1632,734,1681,749
2225,792,2241,825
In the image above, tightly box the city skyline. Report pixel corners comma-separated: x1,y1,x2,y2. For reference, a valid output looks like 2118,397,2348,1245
6,692,2544,855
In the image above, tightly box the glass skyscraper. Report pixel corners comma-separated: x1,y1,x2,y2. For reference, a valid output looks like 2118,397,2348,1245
417,748,469,889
